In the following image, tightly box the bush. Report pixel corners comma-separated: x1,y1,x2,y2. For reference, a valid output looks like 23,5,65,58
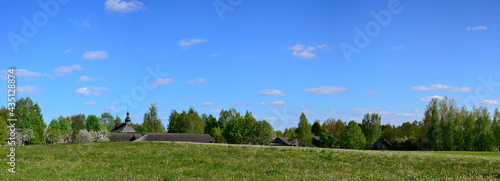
45,128,59,144
74,129,93,143
35,127,45,144
20,129,36,145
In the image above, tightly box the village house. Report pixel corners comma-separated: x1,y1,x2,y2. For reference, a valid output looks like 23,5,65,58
373,138,391,150
109,111,215,143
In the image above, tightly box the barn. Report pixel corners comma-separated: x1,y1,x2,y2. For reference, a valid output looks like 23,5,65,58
109,111,214,143
373,138,391,150
268,137,299,146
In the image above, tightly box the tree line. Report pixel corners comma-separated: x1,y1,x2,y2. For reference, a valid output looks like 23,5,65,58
1,97,499,151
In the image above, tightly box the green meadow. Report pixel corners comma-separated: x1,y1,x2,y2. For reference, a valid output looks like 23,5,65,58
1,142,499,180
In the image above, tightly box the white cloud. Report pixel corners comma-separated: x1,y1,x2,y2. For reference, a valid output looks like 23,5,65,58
62,49,72,54
202,102,216,107
89,86,110,91
82,51,108,60
257,89,287,96
362,90,379,94
77,76,97,82
477,100,498,105
211,109,221,113
419,95,445,102
394,113,423,117
326,109,342,115
104,106,120,110
18,85,42,94
53,65,82,76
289,44,316,59
316,44,329,50
84,102,96,106
74,86,109,96
178,38,207,48
376,111,392,115
304,86,348,95
263,117,277,121
345,109,374,116
261,101,288,107
186,78,208,84
105,0,147,14
411,84,471,92
151,78,175,86
413,109,419,112
466,26,486,31
233,102,248,106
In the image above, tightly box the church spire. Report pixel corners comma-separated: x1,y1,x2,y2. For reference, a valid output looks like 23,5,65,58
125,108,131,124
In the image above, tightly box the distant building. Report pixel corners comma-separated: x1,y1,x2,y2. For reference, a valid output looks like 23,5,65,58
373,138,391,150
269,137,299,146
109,111,214,143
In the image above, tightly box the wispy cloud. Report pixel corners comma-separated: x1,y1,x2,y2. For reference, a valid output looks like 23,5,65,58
362,90,379,94
477,100,498,105
411,84,471,92
202,102,216,107
257,89,287,96
304,86,348,95
54,65,82,76
18,85,43,94
105,0,147,14
62,49,72,54
84,102,96,106
151,78,175,86
82,51,108,60
186,78,208,84
104,106,120,111
74,86,109,96
77,76,97,82
261,101,288,107
466,26,486,31
419,95,445,102
178,38,207,48
289,44,316,59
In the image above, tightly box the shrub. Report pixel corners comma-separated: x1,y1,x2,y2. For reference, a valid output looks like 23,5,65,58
35,127,45,144
45,128,59,144
74,129,93,143
20,129,36,145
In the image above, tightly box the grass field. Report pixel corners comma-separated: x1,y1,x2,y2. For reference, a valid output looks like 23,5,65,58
1,142,499,180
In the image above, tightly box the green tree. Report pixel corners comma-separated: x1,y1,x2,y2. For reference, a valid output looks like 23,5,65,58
115,115,122,124
283,127,297,138
58,116,72,142
48,119,60,131
297,113,312,147
203,113,219,137
361,113,381,148
85,114,101,131
45,128,59,143
318,128,333,148
474,107,495,151
100,112,116,132
242,111,258,144
14,97,45,129
0,114,7,144
218,108,241,130
187,107,204,134
223,117,244,144
143,104,166,133
254,120,274,145
332,120,346,148
35,127,45,144
463,108,475,151
275,130,283,137
344,120,366,149
71,114,85,141
311,120,321,136
427,98,440,150
132,123,147,133
493,108,500,150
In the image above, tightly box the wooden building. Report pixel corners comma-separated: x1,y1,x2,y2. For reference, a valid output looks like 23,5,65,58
373,138,391,150
268,137,299,146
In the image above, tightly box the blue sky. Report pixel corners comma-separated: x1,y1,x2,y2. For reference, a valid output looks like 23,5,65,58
1,0,499,131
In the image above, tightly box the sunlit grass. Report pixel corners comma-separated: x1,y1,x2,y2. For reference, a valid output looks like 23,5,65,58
1,142,498,180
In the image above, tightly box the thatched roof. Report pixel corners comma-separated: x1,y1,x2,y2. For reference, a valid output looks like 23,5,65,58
109,133,145,142
373,138,392,147
133,133,215,143
110,123,136,133
269,137,299,146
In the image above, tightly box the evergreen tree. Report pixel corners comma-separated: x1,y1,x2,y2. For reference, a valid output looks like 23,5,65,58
297,113,312,146
311,120,321,136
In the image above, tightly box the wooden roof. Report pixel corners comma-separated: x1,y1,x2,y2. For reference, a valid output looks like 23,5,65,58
133,133,215,143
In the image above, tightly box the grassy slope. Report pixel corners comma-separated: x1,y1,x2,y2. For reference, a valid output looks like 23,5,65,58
0,142,499,180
